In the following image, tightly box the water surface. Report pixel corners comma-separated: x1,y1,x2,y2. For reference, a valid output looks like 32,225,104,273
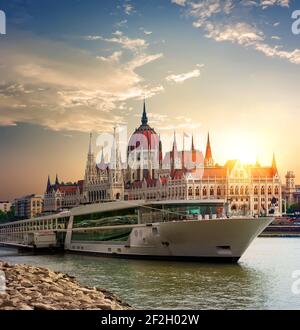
1,238,300,309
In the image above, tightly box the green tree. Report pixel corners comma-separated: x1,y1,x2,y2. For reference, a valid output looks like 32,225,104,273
287,203,300,214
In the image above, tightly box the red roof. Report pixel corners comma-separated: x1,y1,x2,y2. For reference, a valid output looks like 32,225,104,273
251,167,276,178
57,185,78,194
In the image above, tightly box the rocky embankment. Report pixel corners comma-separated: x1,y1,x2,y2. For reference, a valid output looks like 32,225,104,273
0,261,133,310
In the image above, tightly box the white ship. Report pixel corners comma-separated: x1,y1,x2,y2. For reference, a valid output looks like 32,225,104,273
63,199,272,263
0,199,272,262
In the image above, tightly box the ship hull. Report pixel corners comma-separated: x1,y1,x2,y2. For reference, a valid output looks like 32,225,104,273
67,217,272,263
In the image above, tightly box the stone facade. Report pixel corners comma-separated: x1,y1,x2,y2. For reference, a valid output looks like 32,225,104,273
43,175,83,213
81,102,282,217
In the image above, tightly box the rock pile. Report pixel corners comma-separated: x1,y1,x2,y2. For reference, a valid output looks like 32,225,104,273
0,261,133,310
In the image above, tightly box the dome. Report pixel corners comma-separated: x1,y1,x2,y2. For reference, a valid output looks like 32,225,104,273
128,101,160,153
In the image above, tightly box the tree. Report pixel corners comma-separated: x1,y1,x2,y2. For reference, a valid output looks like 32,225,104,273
0,207,16,223
287,203,300,214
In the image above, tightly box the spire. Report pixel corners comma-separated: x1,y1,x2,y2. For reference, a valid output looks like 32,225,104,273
255,154,260,167
204,132,214,167
272,152,277,173
141,99,148,126
88,132,93,155
172,131,177,152
191,134,195,151
55,174,59,185
46,175,51,192
191,134,196,164
159,134,163,168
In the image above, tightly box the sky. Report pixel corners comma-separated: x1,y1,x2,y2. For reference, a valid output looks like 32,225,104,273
0,0,300,200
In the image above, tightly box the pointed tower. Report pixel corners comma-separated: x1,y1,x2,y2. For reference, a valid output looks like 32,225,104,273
55,174,59,186
171,131,178,174
46,175,51,193
204,133,214,167
109,127,124,200
271,152,278,175
255,154,261,167
191,134,196,164
159,134,163,170
141,99,148,126
84,133,98,184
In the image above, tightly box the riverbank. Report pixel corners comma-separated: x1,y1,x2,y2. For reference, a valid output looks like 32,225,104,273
0,260,133,310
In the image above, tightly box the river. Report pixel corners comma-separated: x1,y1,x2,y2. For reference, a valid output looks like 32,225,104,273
1,237,300,310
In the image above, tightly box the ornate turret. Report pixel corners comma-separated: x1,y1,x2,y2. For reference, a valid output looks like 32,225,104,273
191,134,196,163
204,133,214,167
272,152,278,174
46,175,51,193
84,132,97,184
141,99,148,126
55,174,59,186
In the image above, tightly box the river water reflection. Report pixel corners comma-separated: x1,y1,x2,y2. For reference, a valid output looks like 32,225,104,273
1,238,300,309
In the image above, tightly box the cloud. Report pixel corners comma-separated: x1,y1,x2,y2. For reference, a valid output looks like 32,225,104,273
85,32,148,53
123,2,135,15
96,51,123,62
204,22,264,46
166,67,201,84
260,0,290,9
189,0,232,27
171,0,187,6
0,31,164,132
129,53,164,69
255,44,300,64
171,0,300,66
240,0,290,8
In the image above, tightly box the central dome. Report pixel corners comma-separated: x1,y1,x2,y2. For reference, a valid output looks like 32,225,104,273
128,101,159,152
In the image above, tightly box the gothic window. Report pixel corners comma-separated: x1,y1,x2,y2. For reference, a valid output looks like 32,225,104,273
217,187,221,196
240,186,244,195
230,186,234,195
188,187,193,196
195,187,200,196
235,186,239,195
203,187,207,196
210,187,214,196
261,186,265,195
254,186,258,195
275,186,279,195
245,186,249,195
268,186,272,195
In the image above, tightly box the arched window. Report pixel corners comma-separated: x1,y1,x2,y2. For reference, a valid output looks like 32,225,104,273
230,186,234,195
210,187,214,196
217,186,221,196
240,186,244,195
261,186,265,195
268,186,272,195
235,186,239,195
195,187,200,196
254,186,258,195
203,187,207,196
188,187,193,196
275,186,279,195
245,186,249,195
